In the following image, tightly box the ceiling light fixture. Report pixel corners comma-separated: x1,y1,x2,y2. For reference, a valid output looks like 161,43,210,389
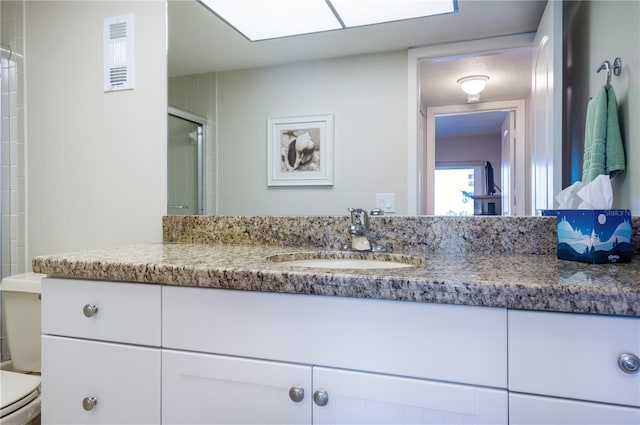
198,0,458,41
457,75,489,95
457,75,489,103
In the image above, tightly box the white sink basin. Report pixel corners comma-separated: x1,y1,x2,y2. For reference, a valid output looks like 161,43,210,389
267,252,422,270
279,258,415,269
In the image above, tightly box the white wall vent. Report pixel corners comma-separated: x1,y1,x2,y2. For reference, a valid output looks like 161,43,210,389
103,14,134,92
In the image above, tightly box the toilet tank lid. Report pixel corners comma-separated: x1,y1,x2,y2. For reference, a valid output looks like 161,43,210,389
0,272,45,294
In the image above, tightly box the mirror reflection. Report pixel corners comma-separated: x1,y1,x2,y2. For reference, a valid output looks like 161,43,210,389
168,1,638,217
419,45,531,216
168,107,206,215
433,111,509,216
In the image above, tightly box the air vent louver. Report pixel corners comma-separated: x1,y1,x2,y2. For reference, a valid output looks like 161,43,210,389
104,15,134,92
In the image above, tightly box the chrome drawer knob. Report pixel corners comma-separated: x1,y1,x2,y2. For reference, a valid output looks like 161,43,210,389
83,304,99,318
313,389,329,407
618,353,640,374
82,396,98,411
289,386,305,403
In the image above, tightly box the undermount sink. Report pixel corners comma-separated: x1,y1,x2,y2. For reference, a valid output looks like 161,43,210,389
267,252,423,270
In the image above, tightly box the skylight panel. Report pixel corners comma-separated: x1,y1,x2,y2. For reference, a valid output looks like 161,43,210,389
199,0,342,41
329,0,457,27
199,0,458,41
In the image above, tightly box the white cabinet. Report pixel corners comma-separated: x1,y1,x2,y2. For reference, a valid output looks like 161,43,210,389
162,350,312,424
508,310,640,424
313,366,506,424
41,279,162,424
162,286,508,425
509,393,640,425
162,286,508,388
42,335,161,424
41,278,161,346
162,349,507,425
41,277,640,425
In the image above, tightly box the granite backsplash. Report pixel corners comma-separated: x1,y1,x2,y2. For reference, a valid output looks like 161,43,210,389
163,215,640,256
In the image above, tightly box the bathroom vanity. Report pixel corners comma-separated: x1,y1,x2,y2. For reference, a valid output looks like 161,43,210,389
34,215,640,424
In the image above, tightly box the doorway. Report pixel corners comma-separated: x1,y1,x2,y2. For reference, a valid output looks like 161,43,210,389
167,107,206,215
407,35,534,215
424,101,525,216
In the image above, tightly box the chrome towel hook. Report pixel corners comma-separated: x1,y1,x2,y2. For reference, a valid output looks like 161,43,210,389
613,57,622,76
597,57,622,85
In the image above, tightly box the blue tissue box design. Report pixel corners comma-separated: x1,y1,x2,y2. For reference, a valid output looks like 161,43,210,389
545,209,632,263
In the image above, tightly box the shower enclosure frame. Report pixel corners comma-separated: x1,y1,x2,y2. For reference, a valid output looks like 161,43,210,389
168,106,206,215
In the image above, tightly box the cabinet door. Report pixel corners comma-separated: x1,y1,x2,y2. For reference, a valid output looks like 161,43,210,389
510,393,640,425
162,350,312,424
312,367,507,424
41,335,161,424
509,310,640,407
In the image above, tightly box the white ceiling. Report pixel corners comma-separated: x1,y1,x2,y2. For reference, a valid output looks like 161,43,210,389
168,0,546,75
420,45,534,107
436,111,509,138
168,0,547,137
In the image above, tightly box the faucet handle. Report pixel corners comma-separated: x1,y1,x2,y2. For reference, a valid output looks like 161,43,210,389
348,208,368,225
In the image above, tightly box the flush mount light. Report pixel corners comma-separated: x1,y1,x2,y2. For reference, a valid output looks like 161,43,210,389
457,75,490,95
198,0,458,41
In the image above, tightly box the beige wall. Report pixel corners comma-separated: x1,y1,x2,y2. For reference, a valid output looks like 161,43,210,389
435,134,502,189
26,1,167,261
587,0,640,213
216,51,408,215
565,0,640,213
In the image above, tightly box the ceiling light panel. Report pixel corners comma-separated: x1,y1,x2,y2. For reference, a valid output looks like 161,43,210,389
329,0,457,27
199,0,342,41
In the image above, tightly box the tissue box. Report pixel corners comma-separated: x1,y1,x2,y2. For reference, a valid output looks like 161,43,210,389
544,209,632,263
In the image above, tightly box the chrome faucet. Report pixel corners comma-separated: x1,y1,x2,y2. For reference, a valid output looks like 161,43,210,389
344,208,386,252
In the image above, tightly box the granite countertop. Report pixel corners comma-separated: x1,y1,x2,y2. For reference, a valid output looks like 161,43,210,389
32,242,640,317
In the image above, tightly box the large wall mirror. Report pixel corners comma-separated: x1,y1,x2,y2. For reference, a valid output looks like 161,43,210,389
167,0,639,217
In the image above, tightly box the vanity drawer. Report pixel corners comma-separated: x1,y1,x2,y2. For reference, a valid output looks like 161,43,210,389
163,287,508,388
509,393,640,425
42,278,161,346
508,310,640,407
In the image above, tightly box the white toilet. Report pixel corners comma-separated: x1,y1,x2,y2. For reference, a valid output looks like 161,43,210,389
0,272,45,425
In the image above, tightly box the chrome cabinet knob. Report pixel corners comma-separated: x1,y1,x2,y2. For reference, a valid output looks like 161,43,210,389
83,304,99,318
289,386,305,403
313,389,329,407
618,353,640,374
82,396,98,411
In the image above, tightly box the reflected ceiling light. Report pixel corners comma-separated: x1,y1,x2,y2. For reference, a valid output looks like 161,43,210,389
457,75,489,95
198,0,458,41
457,75,489,103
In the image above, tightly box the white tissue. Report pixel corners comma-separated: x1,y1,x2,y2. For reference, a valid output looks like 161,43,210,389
555,174,613,209
555,181,584,209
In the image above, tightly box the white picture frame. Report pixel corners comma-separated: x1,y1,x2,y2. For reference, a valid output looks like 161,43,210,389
267,114,334,186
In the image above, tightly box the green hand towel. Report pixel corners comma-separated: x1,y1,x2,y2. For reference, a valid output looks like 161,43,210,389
582,85,625,184
605,85,625,175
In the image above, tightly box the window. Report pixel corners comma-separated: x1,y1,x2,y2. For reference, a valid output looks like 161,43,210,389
434,165,482,216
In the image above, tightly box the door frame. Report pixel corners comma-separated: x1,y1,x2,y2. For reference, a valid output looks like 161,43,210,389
425,100,526,216
407,33,534,215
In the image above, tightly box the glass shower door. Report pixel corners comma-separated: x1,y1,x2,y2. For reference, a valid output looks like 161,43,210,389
168,113,203,215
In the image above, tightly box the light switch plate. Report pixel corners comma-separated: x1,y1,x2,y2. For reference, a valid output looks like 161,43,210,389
376,193,395,213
